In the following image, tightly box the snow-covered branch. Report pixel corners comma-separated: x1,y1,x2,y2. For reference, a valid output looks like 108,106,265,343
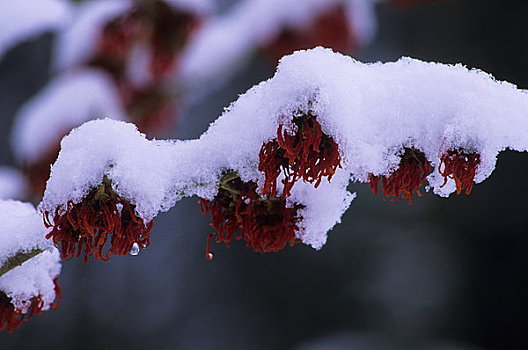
39,48,528,262
0,200,61,333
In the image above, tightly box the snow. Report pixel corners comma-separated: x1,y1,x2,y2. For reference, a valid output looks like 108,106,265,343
0,0,71,60
179,0,378,87
0,249,60,314
41,48,528,249
11,69,126,164
53,0,133,72
54,0,212,73
0,200,60,313
345,0,382,46
0,168,27,200
0,200,52,269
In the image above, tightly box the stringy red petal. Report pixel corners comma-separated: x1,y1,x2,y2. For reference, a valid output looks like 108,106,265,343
367,148,432,204
259,112,341,199
43,180,153,263
199,177,301,258
0,278,60,333
439,150,480,195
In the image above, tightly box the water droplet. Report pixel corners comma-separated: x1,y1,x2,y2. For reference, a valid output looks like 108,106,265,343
130,243,140,256
206,252,213,261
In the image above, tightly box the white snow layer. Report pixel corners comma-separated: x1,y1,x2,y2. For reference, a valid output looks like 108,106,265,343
41,48,528,249
11,69,126,164
53,0,133,72
53,0,212,72
179,0,378,86
0,249,61,314
0,200,52,268
0,0,71,60
0,200,60,313
0,168,27,200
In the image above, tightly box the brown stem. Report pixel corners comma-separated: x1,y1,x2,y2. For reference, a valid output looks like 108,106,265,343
0,248,43,278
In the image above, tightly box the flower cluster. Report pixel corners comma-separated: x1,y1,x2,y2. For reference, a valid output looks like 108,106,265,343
44,178,153,263
0,277,60,333
199,173,301,259
259,111,342,199
367,147,481,203
367,148,432,203
38,49,528,264
87,0,200,135
439,150,480,195
265,3,355,63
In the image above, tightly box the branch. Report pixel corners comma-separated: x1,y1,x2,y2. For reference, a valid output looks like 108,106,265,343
0,248,43,278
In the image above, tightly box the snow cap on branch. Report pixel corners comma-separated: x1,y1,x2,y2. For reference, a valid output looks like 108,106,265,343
0,0,71,60
0,200,53,268
41,48,528,254
0,200,61,332
0,168,27,201
53,0,134,72
179,0,378,86
12,69,126,164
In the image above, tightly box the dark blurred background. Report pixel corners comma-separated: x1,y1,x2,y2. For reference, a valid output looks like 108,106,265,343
1,0,527,349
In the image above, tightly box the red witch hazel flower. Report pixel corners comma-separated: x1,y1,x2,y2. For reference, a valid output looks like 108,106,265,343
0,277,61,333
258,110,342,199
367,147,432,203
147,1,201,79
86,1,200,136
265,3,356,63
43,177,153,263
438,149,480,195
89,0,201,81
199,173,302,260
119,84,179,136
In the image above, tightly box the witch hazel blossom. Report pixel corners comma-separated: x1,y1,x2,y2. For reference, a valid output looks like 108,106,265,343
0,200,61,333
40,48,528,261
0,250,61,333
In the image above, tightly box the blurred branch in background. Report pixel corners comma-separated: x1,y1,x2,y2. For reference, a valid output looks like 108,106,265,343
0,0,527,349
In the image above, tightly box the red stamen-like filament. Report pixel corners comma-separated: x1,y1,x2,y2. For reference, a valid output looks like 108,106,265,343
199,175,302,258
0,278,61,333
43,179,153,263
439,150,480,195
259,111,341,199
367,148,432,204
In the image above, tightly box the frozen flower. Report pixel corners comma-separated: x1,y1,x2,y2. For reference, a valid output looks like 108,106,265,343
0,200,62,332
11,69,126,198
43,177,153,262
199,173,301,259
259,110,342,199
0,277,60,333
265,3,356,63
119,84,180,136
438,150,480,195
367,148,431,203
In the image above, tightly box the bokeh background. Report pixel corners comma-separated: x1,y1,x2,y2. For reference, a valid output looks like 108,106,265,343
1,0,527,349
